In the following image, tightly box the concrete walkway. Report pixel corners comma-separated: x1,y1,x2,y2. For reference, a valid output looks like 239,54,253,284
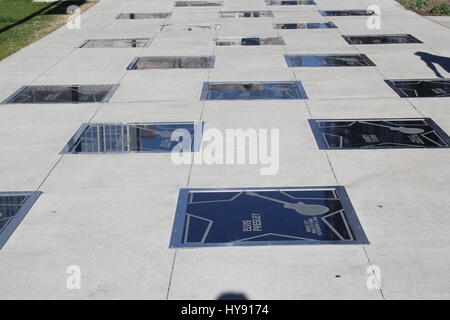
0,0,449,299
426,15,450,29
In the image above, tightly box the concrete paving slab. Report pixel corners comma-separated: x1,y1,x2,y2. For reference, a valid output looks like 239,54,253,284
283,31,353,53
1,57,65,75
42,153,191,192
340,39,432,53
214,52,287,69
0,71,42,95
48,49,140,72
265,7,320,14
93,100,204,123
367,49,450,78
214,44,286,56
6,189,180,251
357,0,407,12
28,43,79,60
295,68,398,99
0,103,97,190
171,11,220,23
140,36,214,55
187,150,337,187
317,0,371,7
327,149,450,194
209,58,294,82
408,98,450,132
316,5,375,13
217,21,279,36
168,246,382,300
365,244,450,299
116,1,174,12
426,15,450,29
200,100,313,150
153,30,217,41
272,10,324,21
110,69,209,102
0,245,174,299
343,188,450,245
91,21,161,38
188,100,336,186
173,7,224,14
307,97,422,118
332,18,405,34
222,2,267,11
33,69,126,85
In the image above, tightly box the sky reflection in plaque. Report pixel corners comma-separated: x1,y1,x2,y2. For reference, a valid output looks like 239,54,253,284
309,118,450,149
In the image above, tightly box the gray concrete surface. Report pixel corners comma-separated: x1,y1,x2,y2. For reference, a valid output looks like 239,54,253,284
426,15,450,30
0,0,449,299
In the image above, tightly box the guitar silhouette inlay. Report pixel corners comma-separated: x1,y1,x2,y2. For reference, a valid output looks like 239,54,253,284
360,121,425,135
245,192,330,216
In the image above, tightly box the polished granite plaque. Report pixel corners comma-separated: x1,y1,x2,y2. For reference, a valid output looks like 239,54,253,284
200,81,308,100
116,13,171,19
214,36,285,46
274,22,337,29
80,38,151,48
385,79,450,97
2,85,119,104
127,56,215,69
61,122,203,153
170,187,368,247
174,1,223,6
266,0,317,5
220,11,273,18
285,54,375,67
0,192,41,249
320,10,375,16
309,118,450,149
160,24,220,31
342,34,422,44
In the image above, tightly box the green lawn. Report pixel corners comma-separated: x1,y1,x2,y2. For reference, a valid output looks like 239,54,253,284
397,0,450,15
0,0,97,61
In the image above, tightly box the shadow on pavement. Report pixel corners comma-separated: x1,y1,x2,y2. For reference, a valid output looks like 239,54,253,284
415,51,450,78
0,0,86,34
44,0,86,15
217,292,249,300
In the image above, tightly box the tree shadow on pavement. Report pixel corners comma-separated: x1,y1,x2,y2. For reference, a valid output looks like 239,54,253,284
0,0,86,34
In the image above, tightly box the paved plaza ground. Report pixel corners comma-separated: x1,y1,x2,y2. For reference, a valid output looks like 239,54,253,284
0,0,449,299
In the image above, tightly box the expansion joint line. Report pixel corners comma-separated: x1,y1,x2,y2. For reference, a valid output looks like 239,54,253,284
331,14,389,299
32,10,123,192
363,246,386,300
185,18,218,189
165,249,178,300
275,13,386,299
167,17,221,300
273,16,341,185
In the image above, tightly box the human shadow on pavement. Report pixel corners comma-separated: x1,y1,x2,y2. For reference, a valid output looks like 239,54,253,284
217,292,248,300
415,51,450,78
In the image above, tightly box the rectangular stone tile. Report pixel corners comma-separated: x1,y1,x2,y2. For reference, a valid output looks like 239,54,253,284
307,98,421,118
0,104,97,190
0,246,174,299
168,246,381,299
296,68,397,100
93,100,203,123
408,98,450,133
110,69,209,102
365,244,450,299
